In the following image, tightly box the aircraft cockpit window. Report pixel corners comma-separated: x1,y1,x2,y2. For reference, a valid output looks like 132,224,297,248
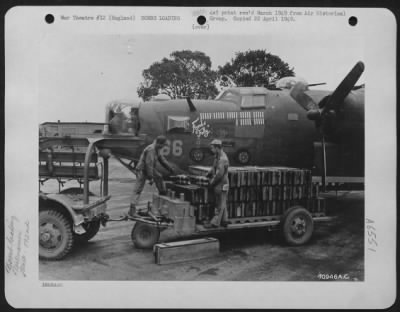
241,95,266,109
167,116,191,133
106,101,140,135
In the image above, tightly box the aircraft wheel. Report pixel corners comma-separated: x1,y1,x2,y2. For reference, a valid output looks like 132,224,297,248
190,148,205,162
281,206,314,246
39,209,74,260
131,222,160,249
236,149,251,165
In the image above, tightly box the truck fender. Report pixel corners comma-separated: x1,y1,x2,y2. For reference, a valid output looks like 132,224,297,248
39,193,85,228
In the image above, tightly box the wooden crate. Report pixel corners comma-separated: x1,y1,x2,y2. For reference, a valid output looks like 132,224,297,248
154,237,219,265
152,194,190,217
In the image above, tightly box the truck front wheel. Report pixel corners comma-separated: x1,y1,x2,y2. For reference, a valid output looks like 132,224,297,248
39,209,74,260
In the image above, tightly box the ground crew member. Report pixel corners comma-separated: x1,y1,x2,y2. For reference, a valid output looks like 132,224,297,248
129,135,174,217
127,107,140,136
109,109,126,134
205,139,230,228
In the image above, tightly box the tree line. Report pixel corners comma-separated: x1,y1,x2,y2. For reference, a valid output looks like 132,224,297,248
137,49,295,101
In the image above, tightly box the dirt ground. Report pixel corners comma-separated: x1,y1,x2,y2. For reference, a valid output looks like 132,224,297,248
39,157,364,281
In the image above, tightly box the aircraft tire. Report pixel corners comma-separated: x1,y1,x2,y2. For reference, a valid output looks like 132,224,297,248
236,149,251,165
190,148,205,162
281,206,314,246
131,222,160,249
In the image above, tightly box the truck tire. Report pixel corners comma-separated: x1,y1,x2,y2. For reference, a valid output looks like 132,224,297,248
131,222,160,249
39,209,74,260
74,220,101,244
281,206,314,246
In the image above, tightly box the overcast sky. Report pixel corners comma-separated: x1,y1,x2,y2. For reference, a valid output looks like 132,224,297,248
38,32,364,123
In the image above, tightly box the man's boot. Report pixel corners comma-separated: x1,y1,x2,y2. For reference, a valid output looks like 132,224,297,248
128,203,138,217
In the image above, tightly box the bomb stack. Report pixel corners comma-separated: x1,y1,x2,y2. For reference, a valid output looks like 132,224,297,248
188,166,325,222
167,175,212,222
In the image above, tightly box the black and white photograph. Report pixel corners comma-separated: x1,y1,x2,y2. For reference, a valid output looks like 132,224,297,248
5,6,397,309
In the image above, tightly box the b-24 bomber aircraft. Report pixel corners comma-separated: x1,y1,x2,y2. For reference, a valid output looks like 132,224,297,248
101,61,365,188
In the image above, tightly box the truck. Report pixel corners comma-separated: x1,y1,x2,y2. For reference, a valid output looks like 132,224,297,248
38,136,143,260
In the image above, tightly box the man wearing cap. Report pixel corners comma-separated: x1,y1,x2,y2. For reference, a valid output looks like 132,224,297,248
129,135,174,217
205,139,230,227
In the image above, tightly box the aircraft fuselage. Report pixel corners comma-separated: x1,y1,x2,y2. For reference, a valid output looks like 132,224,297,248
131,86,364,179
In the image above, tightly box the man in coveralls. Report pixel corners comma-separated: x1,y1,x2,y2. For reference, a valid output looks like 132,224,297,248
129,135,174,217
205,139,230,228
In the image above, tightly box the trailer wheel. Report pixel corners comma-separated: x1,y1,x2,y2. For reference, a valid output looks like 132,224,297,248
39,209,74,260
74,220,101,243
281,206,314,246
131,222,160,249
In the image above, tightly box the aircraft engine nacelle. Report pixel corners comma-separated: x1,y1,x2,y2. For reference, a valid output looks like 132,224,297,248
316,89,364,143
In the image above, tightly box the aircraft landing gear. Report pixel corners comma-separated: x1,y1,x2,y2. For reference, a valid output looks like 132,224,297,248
236,149,251,165
190,148,206,162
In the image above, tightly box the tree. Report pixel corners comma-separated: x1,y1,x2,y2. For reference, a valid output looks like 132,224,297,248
218,50,295,88
137,50,219,101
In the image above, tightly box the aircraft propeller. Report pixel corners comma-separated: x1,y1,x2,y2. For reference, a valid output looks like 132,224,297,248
290,61,364,122
289,61,365,190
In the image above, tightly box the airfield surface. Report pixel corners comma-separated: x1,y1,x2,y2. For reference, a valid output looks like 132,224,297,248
39,157,364,281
